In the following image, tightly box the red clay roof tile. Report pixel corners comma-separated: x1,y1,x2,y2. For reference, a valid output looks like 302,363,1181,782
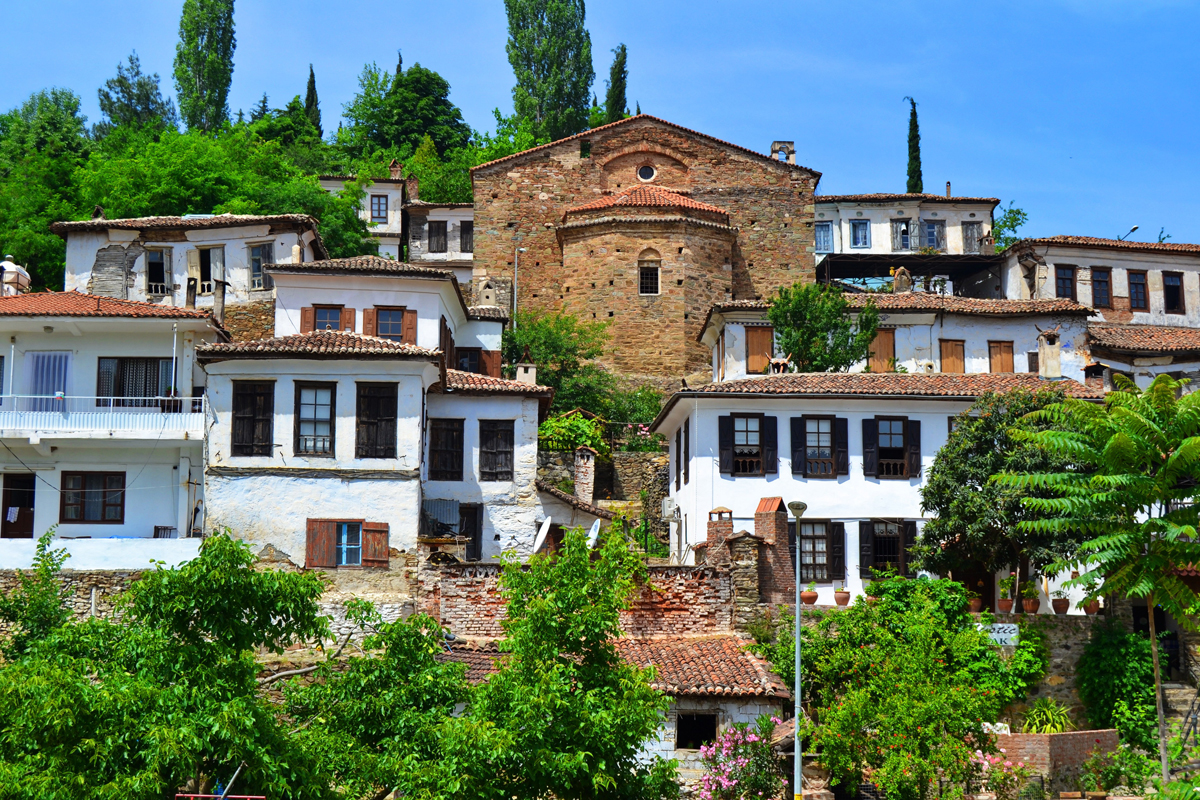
687,372,1102,399
565,185,728,216
1088,324,1200,354
196,330,440,361
440,369,552,396
817,193,1000,204
0,291,215,320
1016,235,1200,255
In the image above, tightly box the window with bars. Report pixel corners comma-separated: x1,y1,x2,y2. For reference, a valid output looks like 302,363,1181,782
355,383,397,458
295,383,334,456
428,221,448,253
872,521,903,570
460,220,474,253
249,243,274,291
232,381,275,456
370,195,388,224
815,221,833,252
877,418,906,477
60,472,125,523
732,414,762,476
805,417,834,477
97,357,174,406
850,220,870,248
1055,266,1077,300
479,420,515,481
639,261,660,295
146,249,170,295
1129,271,1149,310
1092,268,1112,308
797,521,829,582
429,418,464,480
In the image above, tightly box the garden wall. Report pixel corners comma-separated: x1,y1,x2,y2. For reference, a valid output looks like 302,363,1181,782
995,729,1118,791
0,569,139,633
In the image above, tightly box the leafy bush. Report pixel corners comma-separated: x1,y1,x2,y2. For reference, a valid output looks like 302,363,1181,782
1077,742,1157,794
606,385,663,424
617,423,664,453
537,413,609,456
0,530,71,659
1076,620,1157,749
698,715,786,800
973,748,1036,800
1022,698,1074,733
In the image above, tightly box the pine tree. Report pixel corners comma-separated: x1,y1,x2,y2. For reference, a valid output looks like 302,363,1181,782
604,44,628,125
94,52,179,137
250,93,269,122
173,0,236,133
504,0,594,141
905,96,922,194
304,64,322,138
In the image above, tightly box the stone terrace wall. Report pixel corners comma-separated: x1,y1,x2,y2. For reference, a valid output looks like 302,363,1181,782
0,569,139,633
1005,613,1100,722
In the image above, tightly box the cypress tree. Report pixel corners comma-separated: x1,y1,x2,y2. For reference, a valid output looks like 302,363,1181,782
305,64,322,137
905,96,922,194
635,101,641,115
604,44,628,124
504,0,594,140
173,0,236,133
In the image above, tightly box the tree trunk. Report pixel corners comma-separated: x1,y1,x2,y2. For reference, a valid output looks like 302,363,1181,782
1146,592,1171,783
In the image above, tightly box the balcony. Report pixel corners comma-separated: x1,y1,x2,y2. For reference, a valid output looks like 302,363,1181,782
0,395,206,440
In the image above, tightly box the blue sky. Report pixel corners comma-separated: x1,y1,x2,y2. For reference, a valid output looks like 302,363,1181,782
6,1,1199,243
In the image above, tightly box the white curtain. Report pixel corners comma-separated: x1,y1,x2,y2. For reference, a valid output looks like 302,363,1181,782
24,351,71,411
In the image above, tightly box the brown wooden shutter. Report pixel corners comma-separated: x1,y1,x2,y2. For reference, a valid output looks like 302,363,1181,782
746,327,774,374
862,418,878,477
300,307,315,334
362,522,389,567
306,519,336,568
989,341,1014,373
481,350,502,378
940,340,965,374
905,419,922,478
829,522,846,581
402,309,418,345
340,308,355,332
869,329,895,373
858,521,874,578
834,417,849,475
790,417,807,476
362,308,377,337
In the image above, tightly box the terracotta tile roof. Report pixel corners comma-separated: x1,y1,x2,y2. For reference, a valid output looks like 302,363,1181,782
1088,324,1200,355
471,114,820,176
565,185,728,216
816,193,1000,205
196,330,440,361
438,369,553,396
439,635,787,698
685,372,1101,399
50,213,329,260
267,255,455,279
467,305,509,321
0,291,215,320
535,479,617,520
1015,236,1200,256
405,200,474,209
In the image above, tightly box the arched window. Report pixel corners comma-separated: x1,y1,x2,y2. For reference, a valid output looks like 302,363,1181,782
638,249,661,296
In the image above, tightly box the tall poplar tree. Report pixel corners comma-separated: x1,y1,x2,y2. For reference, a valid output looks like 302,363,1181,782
605,43,628,124
905,96,922,194
304,64,322,137
173,0,236,133
504,0,594,141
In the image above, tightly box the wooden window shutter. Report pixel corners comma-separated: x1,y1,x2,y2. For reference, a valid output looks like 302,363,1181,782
482,350,502,378
902,521,918,577
1027,351,1039,374
861,418,878,477
746,327,774,374
402,309,418,345
362,308,377,337
718,415,734,474
790,417,807,475
362,522,389,567
940,340,965,374
762,416,778,474
683,418,690,484
989,341,1014,373
858,521,873,578
340,308,355,332
306,519,336,568
834,417,849,475
829,522,846,581
675,428,681,491
300,307,315,334
186,248,200,280
869,329,895,373
905,419,922,478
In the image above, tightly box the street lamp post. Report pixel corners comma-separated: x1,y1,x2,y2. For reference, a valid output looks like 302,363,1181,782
787,500,808,800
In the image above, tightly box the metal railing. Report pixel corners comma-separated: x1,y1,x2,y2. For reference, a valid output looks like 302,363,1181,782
0,395,207,434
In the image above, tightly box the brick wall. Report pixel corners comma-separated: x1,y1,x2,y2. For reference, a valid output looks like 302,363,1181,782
995,729,1118,791
754,499,796,605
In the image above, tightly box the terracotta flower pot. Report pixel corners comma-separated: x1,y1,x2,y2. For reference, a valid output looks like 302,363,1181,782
1022,597,1041,614
800,591,819,606
1052,598,1070,615
998,598,1014,614
834,590,851,606
866,595,880,605
968,598,983,613
1083,600,1101,615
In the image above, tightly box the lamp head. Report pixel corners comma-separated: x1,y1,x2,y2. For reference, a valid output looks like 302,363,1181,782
1129,225,1139,235
787,501,808,518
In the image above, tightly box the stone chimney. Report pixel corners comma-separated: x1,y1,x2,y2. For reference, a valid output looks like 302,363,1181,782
754,497,796,605
702,507,734,564
574,447,596,505
389,158,403,180
515,362,537,385
1037,327,1063,380
946,181,952,198
727,530,765,629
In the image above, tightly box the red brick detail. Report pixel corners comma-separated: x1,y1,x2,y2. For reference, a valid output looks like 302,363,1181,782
703,508,734,565
994,730,1118,787
755,499,795,605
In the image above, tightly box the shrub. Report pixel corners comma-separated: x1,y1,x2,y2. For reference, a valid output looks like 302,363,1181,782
537,413,609,456
973,748,1036,800
697,715,786,800
1022,698,1074,734
1076,620,1156,749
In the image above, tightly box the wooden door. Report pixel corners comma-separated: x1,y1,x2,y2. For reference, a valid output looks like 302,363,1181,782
868,328,895,373
1,473,35,539
989,341,1014,373
745,327,774,375
940,340,965,374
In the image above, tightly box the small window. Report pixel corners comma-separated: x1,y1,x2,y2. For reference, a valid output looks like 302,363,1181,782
370,195,388,224
676,713,718,750
249,243,273,291
461,505,483,561
146,250,169,295
962,221,983,254
814,221,833,252
376,308,408,342
869,328,895,373
850,219,871,248
355,383,398,459
639,261,660,295
988,341,1014,374
1165,272,1186,314
637,165,656,181
232,381,274,456
313,306,342,331
429,418,465,481
97,357,174,406
479,419,515,482
939,339,965,374
872,521,903,571
456,348,483,374
891,219,912,252
805,417,834,477
60,472,125,523
877,418,906,478
1055,266,1076,300
428,221,448,253
1092,268,1112,308
579,140,591,158
460,220,474,253
1129,271,1149,310
732,414,763,476
199,248,213,295
336,521,362,566
923,220,945,251
295,382,334,456
797,521,829,581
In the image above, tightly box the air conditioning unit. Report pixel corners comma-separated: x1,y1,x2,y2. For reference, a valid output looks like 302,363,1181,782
661,497,678,521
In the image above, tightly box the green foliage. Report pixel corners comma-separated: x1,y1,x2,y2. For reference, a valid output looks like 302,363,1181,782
503,309,617,414
304,64,322,138
606,385,663,424
538,411,610,455
698,716,785,800
505,0,595,141
993,202,1030,251
1078,742,1158,794
1076,620,1157,750
173,0,236,132
918,389,1080,577
0,530,71,660
94,52,179,138
1022,698,1074,733
766,282,880,372
340,58,471,157
905,96,922,194
618,423,664,453
605,44,629,125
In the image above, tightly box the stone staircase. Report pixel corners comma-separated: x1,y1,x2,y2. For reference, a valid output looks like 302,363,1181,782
1163,682,1198,725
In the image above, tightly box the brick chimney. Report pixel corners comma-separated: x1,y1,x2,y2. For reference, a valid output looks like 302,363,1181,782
754,497,796,605
574,447,596,505
946,181,952,198
703,507,733,564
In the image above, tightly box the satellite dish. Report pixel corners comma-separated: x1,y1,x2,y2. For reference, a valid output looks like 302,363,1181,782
587,519,601,549
532,517,552,553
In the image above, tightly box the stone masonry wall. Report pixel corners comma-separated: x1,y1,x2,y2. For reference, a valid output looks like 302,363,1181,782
0,569,138,632
223,299,276,342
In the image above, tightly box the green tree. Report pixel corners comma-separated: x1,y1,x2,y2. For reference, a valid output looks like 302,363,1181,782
993,201,1029,251
173,0,236,133
917,388,1082,579
504,0,594,141
605,44,629,125
304,64,322,138
501,310,617,414
341,58,471,157
996,374,1200,781
587,93,607,129
250,92,270,122
0,531,71,660
94,52,179,138
766,282,880,373
1076,620,1157,750
904,96,922,194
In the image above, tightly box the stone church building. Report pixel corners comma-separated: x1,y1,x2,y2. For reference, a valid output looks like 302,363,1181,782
469,115,820,380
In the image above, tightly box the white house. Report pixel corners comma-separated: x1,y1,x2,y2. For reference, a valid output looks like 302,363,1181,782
815,192,998,257
0,291,226,570
650,371,1103,611
405,200,475,287
319,160,408,260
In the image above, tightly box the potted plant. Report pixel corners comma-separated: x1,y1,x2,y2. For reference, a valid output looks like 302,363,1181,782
1079,576,1101,615
1051,588,1070,615
800,581,819,606
997,573,1016,614
833,582,851,606
966,590,983,613
1020,580,1041,614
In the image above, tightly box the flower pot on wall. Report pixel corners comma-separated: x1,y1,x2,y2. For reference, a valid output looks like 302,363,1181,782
800,591,819,606
834,590,850,606
998,599,1014,614
968,598,983,613
1052,598,1070,615
1022,597,1041,614
1083,600,1101,615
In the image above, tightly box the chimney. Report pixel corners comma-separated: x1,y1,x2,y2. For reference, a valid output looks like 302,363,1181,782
754,497,796,604
514,361,537,385
946,181,952,198
389,158,403,180
705,507,734,564
1037,327,1063,380
185,278,197,308
292,243,302,263
574,447,596,505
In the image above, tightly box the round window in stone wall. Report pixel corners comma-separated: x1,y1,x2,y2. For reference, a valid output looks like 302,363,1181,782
637,165,656,182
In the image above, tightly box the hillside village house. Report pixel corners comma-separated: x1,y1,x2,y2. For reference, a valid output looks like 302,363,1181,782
319,160,409,260
0,292,225,570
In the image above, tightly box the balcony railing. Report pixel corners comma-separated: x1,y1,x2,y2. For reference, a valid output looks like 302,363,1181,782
0,395,206,435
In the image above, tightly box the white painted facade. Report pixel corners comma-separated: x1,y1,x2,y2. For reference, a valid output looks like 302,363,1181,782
319,176,406,259
407,205,475,286
643,697,783,775
814,196,996,256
